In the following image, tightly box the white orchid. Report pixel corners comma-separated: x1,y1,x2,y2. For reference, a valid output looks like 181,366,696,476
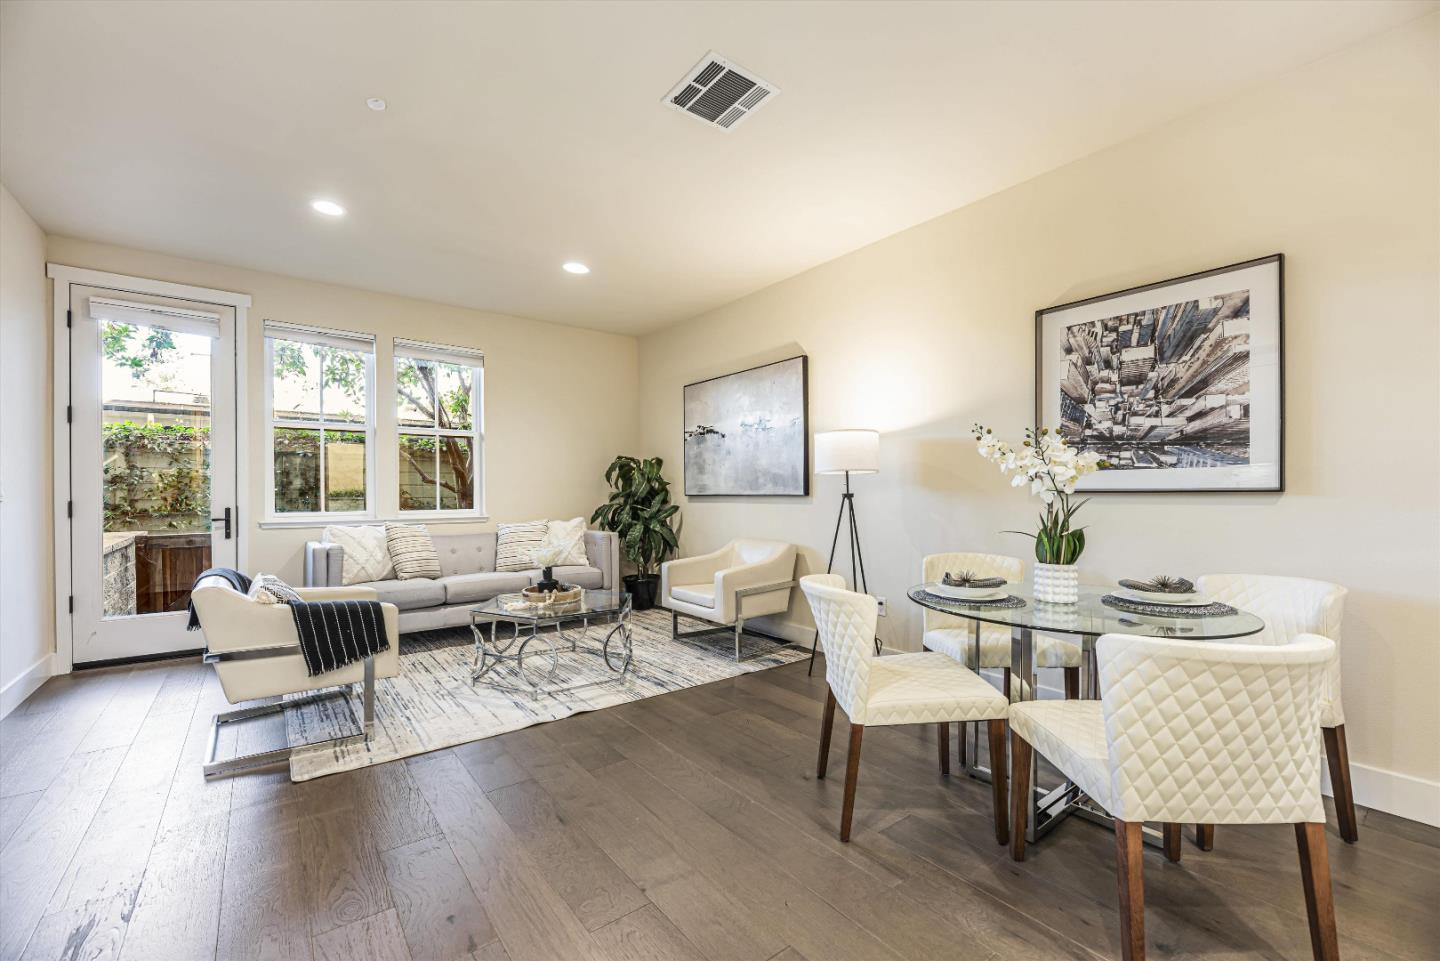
972,424,1103,565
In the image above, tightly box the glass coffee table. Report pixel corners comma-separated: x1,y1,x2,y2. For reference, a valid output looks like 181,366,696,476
469,589,633,696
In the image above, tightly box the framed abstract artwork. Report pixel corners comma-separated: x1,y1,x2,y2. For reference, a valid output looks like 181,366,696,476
683,355,809,496
1035,254,1283,493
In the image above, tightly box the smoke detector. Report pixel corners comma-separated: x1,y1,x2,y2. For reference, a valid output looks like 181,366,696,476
663,51,778,131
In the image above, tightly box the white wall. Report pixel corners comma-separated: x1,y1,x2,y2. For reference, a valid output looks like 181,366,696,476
0,183,54,714
638,16,1440,822
46,236,641,586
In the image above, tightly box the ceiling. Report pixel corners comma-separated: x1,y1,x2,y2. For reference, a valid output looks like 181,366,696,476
2,0,1432,335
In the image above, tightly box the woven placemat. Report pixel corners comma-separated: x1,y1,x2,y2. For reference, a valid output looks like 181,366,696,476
913,590,1027,610
1101,594,1237,618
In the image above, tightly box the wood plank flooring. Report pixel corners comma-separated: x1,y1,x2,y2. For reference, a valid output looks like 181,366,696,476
1,651,1437,961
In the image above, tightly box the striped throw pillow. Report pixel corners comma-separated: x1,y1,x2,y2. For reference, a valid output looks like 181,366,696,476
496,520,549,572
385,523,441,580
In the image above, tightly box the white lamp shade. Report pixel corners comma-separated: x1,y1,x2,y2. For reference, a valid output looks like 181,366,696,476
814,430,880,474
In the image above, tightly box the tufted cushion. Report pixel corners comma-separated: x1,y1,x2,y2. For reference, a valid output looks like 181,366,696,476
1010,701,1112,811
1197,574,1347,726
322,525,394,585
924,627,1081,671
433,532,497,577
670,584,716,608
864,653,1010,726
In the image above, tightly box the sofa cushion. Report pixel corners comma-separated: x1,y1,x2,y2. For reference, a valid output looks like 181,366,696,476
432,532,497,577
441,572,532,605
356,578,445,611
670,583,716,608
533,566,604,591
496,520,549,572
323,524,394,584
386,523,442,579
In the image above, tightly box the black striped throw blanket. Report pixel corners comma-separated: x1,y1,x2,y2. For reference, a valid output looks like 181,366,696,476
287,599,391,677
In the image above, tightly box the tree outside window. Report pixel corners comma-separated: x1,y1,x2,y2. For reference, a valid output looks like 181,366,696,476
395,355,480,511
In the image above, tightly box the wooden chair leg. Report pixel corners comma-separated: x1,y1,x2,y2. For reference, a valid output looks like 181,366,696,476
1115,821,1147,961
1162,823,1182,863
1323,725,1359,843
1003,667,1012,699
958,721,968,768
816,689,836,779
1296,822,1340,961
988,719,1009,846
839,724,864,842
1063,666,1080,699
1194,824,1215,850
1009,730,1032,861
938,722,950,777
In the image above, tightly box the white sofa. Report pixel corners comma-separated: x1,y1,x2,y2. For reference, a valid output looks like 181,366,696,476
305,529,619,633
660,538,798,659
191,576,401,778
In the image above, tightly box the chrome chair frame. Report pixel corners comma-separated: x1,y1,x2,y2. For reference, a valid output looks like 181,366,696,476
669,580,797,660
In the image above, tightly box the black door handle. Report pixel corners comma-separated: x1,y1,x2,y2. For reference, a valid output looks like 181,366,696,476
211,507,232,540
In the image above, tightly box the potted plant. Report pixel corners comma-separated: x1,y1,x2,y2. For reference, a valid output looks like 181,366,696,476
591,455,680,610
971,424,1102,604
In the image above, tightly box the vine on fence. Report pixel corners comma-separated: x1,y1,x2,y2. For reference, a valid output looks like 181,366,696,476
103,421,211,532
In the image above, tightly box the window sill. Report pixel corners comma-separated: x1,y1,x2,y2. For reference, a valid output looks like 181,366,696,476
258,513,490,530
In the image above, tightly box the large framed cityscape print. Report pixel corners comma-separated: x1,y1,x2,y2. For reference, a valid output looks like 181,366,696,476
1035,254,1283,493
684,355,809,496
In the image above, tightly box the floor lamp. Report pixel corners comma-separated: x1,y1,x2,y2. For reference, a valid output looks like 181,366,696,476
809,429,880,674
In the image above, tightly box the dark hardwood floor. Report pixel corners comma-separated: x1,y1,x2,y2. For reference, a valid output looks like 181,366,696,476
1,651,1436,961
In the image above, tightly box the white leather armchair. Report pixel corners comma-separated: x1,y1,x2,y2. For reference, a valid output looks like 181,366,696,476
660,539,798,660
192,575,400,779
1009,632,1339,961
1196,573,1353,845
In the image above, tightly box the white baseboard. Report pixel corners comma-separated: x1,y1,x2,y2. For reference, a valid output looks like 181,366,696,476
1327,761,1440,828
0,653,54,719
751,616,817,647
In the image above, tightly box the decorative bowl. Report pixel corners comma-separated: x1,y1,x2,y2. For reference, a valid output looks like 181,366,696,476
930,582,1007,601
521,584,583,604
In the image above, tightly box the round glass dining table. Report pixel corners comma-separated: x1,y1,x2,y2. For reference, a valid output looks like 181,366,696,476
907,582,1265,845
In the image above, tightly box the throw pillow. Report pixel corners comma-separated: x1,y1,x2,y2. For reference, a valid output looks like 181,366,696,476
542,517,590,567
495,520,549,572
385,523,442,580
248,573,302,605
323,524,394,585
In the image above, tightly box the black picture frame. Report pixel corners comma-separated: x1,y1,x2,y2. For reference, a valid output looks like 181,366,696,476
683,355,810,497
1034,254,1284,493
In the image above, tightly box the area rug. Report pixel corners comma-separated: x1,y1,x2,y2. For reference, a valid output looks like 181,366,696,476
283,608,807,781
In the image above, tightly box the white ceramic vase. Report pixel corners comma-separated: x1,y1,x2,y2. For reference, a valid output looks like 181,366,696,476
1033,562,1080,605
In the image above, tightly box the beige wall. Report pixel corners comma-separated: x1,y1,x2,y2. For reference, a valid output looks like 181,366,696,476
0,183,54,711
46,236,640,585
638,17,1440,815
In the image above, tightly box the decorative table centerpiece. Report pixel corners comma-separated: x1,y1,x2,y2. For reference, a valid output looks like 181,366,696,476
972,424,1102,604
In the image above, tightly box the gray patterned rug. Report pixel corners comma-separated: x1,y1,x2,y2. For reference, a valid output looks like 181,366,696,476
283,608,807,781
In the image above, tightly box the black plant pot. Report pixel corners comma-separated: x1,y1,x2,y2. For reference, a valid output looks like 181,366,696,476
623,574,660,611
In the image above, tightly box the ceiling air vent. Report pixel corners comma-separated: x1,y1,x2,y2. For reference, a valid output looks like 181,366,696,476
663,51,778,132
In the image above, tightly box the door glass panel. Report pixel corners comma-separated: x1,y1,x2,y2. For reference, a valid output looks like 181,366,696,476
101,321,213,617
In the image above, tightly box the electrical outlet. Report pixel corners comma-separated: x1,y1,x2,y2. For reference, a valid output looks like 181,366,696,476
876,596,887,617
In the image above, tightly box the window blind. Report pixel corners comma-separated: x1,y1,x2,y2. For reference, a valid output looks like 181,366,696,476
264,319,375,352
394,337,484,366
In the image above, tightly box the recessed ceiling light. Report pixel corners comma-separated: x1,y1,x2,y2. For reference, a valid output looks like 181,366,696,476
366,97,387,111
562,261,590,275
311,199,346,217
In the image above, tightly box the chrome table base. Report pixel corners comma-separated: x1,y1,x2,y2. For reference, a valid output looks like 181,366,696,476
470,603,634,698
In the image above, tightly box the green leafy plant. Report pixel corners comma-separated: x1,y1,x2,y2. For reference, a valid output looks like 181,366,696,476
590,456,679,577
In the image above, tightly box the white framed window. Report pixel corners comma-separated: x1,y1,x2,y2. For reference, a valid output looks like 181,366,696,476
264,321,376,520
394,338,484,515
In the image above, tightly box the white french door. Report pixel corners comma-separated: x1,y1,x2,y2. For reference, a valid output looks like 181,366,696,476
68,283,239,664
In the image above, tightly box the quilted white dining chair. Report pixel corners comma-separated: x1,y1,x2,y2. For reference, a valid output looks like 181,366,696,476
1009,632,1339,961
1197,573,1353,845
802,574,1011,843
921,552,1084,695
